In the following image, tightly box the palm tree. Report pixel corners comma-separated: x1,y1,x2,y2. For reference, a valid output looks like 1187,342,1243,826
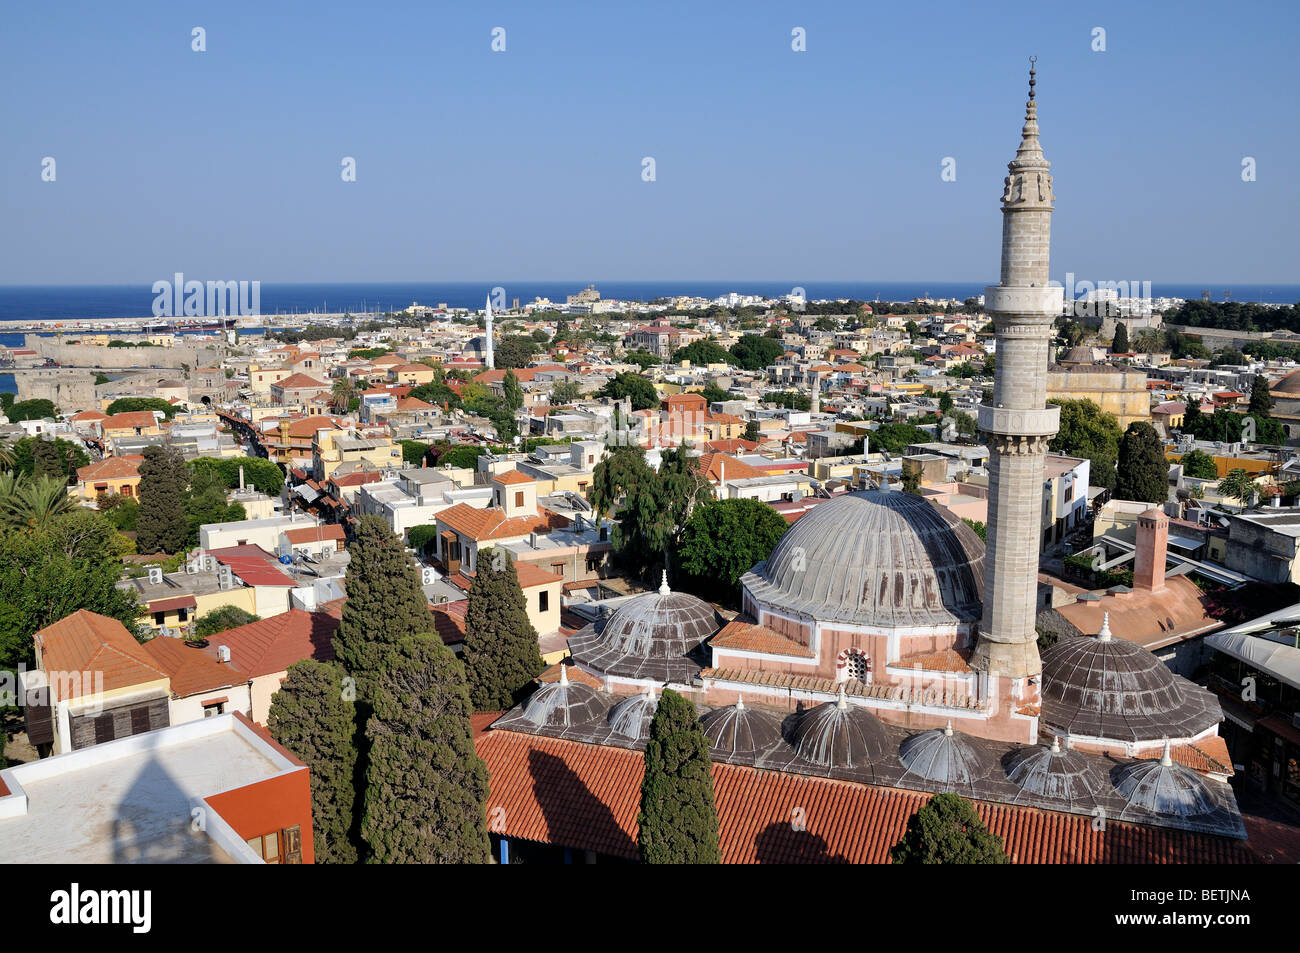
0,474,77,530
331,377,356,414
1217,468,1256,509
0,442,13,472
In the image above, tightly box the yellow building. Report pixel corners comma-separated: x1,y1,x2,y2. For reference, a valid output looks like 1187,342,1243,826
312,429,399,480
74,456,142,502
1047,348,1150,429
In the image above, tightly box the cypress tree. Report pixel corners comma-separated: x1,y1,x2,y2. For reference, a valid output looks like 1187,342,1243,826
1112,321,1129,354
361,635,491,864
136,446,189,555
1114,421,1169,504
1248,374,1274,417
267,659,359,864
889,793,1009,864
462,548,545,711
332,515,434,692
637,688,720,864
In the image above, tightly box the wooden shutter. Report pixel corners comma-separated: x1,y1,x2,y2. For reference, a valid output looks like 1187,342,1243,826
284,825,303,864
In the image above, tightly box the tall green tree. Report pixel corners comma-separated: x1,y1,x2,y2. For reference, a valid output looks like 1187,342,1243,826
637,689,720,864
462,549,545,711
184,465,245,546
332,515,435,692
267,659,359,864
728,335,784,371
0,510,139,671
502,369,523,412
742,420,761,443
677,498,788,603
105,396,178,419
361,635,491,864
1111,321,1129,353
1114,421,1169,504
599,372,658,411
1179,448,1219,481
1048,399,1123,491
889,793,1009,864
136,446,190,554
589,445,654,522
1248,374,1274,417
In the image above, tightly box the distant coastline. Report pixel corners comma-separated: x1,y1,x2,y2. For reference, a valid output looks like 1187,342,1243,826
0,281,1297,323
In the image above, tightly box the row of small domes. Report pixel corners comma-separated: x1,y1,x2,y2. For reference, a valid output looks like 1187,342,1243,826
520,676,1223,819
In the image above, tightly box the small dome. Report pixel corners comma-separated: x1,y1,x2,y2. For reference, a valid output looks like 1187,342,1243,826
567,574,718,682
1040,618,1222,742
792,689,891,768
520,668,607,728
741,490,985,629
608,689,659,741
1004,736,1096,801
701,697,783,760
1113,745,1224,817
899,722,993,786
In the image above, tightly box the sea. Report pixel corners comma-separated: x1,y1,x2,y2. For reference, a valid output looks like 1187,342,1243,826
3,280,1298,395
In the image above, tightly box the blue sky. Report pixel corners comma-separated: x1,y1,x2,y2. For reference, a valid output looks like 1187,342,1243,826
1,0,1296,285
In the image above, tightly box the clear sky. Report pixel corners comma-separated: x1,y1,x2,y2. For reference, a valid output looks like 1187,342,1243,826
2,0,1296,285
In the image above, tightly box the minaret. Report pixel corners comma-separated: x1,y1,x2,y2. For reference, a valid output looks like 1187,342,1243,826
970,59,1063,685
484,294,495,370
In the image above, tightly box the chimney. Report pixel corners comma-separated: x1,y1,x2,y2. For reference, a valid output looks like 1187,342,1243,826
238,465,246,490
1133,508,1168,592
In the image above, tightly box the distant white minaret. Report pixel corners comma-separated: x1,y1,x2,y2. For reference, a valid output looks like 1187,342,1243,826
484,294,495,370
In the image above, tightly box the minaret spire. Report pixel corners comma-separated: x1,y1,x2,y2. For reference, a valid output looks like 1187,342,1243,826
970,60,1063,689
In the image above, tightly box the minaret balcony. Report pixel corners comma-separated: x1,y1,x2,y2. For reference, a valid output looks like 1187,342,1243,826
978,403,1060,438
983,285,1063,317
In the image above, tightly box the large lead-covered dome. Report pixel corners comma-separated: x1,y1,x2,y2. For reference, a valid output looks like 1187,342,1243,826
741,490,985,628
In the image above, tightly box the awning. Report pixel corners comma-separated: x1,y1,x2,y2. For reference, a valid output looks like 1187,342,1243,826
1205,631,1300,692
148,595,198,613
294,484,320,503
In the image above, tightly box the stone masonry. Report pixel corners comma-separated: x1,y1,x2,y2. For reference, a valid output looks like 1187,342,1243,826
971,61,1064,682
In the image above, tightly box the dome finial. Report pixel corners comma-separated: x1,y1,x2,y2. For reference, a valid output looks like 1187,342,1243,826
943,719,954,737
735,694,745,712
1160,738,1174,767
1028,55,1037,100
1050,734,1061,753
836,685,849,710
558,664,569,686
1097,611,1113,642
659,569,670,595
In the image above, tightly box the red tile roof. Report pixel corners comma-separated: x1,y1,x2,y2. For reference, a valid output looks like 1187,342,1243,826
476,729,1253,864
100,411,159,431
200,608,338,677
207,544,297,588
141,637,240,697
34,610,167,700
437,504,570,542
492,469,535,486
77,456,141,482
275,373,328,390
283,524,346,544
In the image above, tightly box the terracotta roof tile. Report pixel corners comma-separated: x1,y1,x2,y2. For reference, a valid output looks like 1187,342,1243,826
710,617,816,658
477,729,1254,863
34,610,166,700
198,608,338,677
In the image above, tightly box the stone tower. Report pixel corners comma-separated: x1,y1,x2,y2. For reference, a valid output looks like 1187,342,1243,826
970,60,1064,685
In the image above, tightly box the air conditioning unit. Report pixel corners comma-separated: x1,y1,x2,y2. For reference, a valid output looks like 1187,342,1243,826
147,567,163,585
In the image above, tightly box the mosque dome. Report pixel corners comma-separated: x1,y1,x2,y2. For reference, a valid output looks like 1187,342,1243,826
567,573,719,682
520,668,608,728
1113,743,1224,818
741,490,985,628
701,697,783,760
791,689,892,768
899,722,994,786
1004,736,1096,801
1040,614,1222,742
607,689,660,741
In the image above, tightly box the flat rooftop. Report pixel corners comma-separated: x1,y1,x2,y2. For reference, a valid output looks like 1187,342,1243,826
0,715,295,864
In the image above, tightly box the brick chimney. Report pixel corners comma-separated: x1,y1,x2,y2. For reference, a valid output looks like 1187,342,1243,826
1133,508,1168,592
